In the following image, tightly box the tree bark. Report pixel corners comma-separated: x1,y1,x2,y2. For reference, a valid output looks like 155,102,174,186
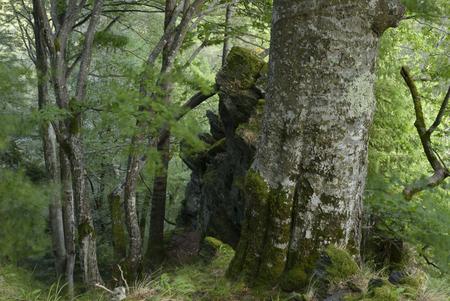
227,0,404,287
108,188,128,261
146,0,177,265
122,147,143,276
221,4,233,66
32,1,67,278
147,132,171,263
60,150,76,299
400,67,449,199
32,0,105,286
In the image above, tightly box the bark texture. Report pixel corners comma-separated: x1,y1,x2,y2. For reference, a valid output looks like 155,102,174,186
221,4,233,66
32,0,67,280
60,151,76,298
123,148,143,275
227,0,404,287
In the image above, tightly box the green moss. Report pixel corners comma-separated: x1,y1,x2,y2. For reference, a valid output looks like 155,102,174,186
235,99,265,145
78,221,94,241
343,293,363,301
366,285,400,301
204,236,224,250
218,47,265,90
228,170,294,288
325,245,359,283
109,193,127,259
398,275,420,288
256,187,292,286
280,264,310,292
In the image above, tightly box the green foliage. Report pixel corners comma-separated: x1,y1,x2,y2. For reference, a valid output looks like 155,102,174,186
401,0,449,20
368,11,449,273
0,170,50,262
363,284,401,301
94,31,129,49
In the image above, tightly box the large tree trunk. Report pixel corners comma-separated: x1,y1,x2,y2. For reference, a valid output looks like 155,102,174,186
228,0,404,287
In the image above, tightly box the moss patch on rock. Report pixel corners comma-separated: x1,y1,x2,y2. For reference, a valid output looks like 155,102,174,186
217,47,265,90
280,261,315,292
325,245,359,284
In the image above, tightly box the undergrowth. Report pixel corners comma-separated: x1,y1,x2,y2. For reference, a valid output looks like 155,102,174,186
1,240,449,301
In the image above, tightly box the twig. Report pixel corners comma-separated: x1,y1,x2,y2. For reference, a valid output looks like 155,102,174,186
117,264,130,292
95,283,114,294
420,246,442,272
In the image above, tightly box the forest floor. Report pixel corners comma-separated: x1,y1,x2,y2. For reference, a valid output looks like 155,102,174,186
0,238,449,301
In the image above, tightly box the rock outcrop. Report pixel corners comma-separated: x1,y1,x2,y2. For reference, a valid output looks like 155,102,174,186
176,47,266,247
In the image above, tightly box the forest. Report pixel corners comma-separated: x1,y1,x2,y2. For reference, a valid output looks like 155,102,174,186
0,0,448,300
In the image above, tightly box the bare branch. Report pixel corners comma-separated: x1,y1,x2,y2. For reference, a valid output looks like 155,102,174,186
157,85,218,144
400,66,449,200
427,86,449,135
75,0,104,101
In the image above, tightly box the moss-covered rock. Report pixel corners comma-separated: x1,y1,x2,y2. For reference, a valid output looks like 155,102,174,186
200,236,226,261
280,264,312,292
324,245,359,284
216,47,265,90
177,47,266,250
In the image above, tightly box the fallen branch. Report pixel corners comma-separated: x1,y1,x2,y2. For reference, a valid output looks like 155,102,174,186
117,264,130,293
95,283,114,294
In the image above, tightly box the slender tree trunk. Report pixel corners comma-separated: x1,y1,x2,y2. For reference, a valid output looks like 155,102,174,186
227,0,404,287
122,147,143,276
69,138,103,285
221,4,233,66
32,4,67,277
49,197,66,275
146,0,177,265
60,150,75,299
120,0,208,271
147,132,171,263
108,188,128,261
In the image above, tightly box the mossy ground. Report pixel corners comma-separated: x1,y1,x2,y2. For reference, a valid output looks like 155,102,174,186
1,242,449,301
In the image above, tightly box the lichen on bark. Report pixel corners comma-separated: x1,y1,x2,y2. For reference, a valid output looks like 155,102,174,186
227,0,404,289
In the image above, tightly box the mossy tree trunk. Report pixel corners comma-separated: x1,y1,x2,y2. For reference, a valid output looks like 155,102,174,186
228,0,404,287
